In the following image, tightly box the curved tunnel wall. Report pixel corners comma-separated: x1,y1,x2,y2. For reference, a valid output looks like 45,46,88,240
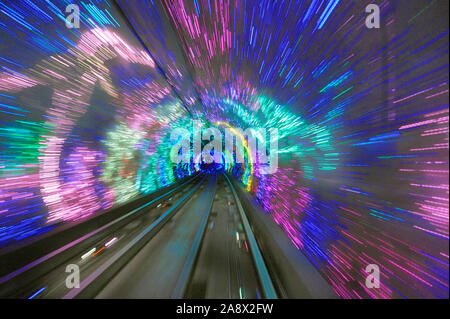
0,1,196,244
0,0,448,299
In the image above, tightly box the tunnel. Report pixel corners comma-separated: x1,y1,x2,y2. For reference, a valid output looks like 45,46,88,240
0,0,448,301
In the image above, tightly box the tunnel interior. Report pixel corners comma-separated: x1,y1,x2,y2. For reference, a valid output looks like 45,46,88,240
0,0,448,299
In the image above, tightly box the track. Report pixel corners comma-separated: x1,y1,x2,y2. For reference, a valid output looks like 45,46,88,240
0,173,277,299
96,173,276,299
0,174,204,298
183,173,277,299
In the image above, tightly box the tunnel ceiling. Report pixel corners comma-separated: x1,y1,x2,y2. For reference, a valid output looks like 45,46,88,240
0,0,448,299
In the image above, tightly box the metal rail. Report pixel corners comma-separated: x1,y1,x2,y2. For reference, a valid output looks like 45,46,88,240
0,174,202,297
224,174,278,299
171,174,218,298
63,175,207,298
